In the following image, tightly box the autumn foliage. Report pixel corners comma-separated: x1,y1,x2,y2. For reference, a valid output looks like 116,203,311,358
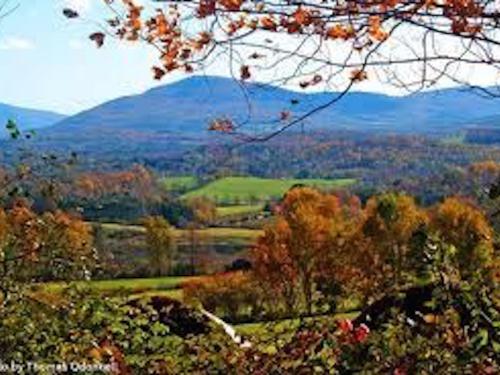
74,165,154,201
89,0,491,82
0,200,95,286
187,187,497,319
252,187,363,314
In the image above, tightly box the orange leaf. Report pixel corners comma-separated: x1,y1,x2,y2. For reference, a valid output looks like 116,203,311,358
240,65,251,80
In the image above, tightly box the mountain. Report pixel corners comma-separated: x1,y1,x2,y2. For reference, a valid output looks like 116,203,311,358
0,103,66,137
44,76,500,142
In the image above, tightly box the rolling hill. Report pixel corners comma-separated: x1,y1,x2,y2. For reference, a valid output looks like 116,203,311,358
43,76,500,141
0,103,66,137
3,76,500,166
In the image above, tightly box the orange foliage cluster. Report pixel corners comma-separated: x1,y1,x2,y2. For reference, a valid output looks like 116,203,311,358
183,271,269,320
181,187,495,317
252,187,495,306
468,160,500,175
89,0,487,84
74,165,154,199
432,196,493,276
186,197,217,225
0,200,94,282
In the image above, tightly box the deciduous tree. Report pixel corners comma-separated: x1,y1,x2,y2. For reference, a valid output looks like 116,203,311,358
252,187,361,314
187,197,217,226
430,197,494,279
143,215,176,276
362,193,428,292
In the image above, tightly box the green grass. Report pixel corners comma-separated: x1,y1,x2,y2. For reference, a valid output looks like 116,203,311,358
182,177,356,204
235,311,360,337
216,204,264,217
96,222,261,244
97,222,145,233
129,289,185,301
79,276,191,292
43,276,195,294
161,176,199,191
179,227,261,241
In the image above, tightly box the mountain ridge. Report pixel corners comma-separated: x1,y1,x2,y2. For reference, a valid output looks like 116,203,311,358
0,103,66,137
10,76,500,141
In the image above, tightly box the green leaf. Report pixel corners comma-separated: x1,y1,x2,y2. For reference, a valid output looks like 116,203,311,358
471,329,489,350
5,119,21,139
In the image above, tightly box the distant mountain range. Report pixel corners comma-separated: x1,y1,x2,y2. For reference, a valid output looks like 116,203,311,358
3,76,500,142
0,103,66,137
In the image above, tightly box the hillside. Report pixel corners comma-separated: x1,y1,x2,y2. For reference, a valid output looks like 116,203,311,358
0,103,66,137
43,76,500,141
4,77,499,168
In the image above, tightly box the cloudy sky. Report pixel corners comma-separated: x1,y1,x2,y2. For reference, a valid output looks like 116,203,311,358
1,0,499,115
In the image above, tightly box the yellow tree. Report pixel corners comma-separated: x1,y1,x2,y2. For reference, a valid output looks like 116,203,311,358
0,200,96,296
143,216,176,276
362,193,428,291
430,197,494,279
252,187,358,315
187,197,217,226
37,211,95,281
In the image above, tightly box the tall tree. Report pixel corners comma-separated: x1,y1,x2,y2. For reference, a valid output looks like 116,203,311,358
252,187,359,315
430,197,494,279
362,193,428,292
187,197,217,227
143,216,176,276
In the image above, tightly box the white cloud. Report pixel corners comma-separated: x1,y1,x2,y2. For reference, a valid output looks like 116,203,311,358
0,36,35,50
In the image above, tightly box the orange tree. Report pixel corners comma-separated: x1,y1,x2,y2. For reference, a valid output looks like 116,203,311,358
0,200,96,296
251,187,363,315
186,196,217,226
430,196,495,280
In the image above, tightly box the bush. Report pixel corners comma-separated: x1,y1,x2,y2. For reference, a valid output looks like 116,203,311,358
183,271,278,322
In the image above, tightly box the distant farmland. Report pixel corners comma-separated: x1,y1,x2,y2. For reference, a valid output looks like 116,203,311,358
181,176,355,204
161,176,199,192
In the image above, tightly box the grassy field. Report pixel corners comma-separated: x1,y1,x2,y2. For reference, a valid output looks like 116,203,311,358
440,132,466,145
182,177,356,204
235,311,360,338
161,176,199,191
216,204,264,217
96,222,261,245
40,274,361,338
42,276,195,297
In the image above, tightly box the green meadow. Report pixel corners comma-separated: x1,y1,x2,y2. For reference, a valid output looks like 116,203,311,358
181,176,356,204
161,176,199,191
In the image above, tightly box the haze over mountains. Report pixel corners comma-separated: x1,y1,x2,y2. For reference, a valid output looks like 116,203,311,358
2,76,500,142
0,103,66,137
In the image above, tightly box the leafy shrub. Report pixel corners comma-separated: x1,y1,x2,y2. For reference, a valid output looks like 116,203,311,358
183,271,278,322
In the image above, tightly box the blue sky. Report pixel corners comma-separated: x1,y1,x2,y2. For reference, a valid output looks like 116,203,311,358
0,0,177,114
1,0,499,115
